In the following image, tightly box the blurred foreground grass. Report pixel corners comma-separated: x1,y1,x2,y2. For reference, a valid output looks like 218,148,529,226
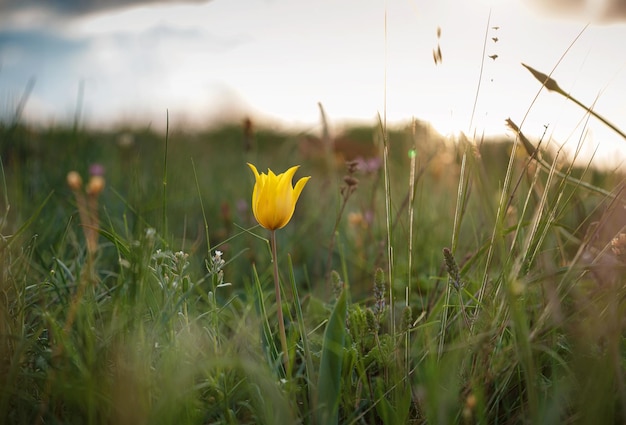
1,118,625,424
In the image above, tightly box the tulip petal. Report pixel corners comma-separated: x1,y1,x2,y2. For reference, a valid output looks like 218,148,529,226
293,176,311,204
247,163,310,230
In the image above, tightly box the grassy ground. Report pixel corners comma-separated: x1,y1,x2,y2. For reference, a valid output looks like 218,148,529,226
1,115,625,424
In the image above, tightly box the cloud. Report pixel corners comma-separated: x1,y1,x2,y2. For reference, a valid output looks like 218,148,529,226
0,0,210,18
0,29,89,118
0,29,89,88
0,21,249,127
526,0,626,22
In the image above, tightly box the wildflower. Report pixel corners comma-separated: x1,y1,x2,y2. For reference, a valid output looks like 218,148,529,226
247,163,311,372
347,212,366,229
206,249,228,287
66,169,106,257
86,175,106,196
247,163,310,230
66,171,83,191
89,163,105,177
151,249,190,289
210,250,225,272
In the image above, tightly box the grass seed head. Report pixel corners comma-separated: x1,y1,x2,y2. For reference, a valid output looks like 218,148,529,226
365,307,379,333
443,247,463,290
401,305,413,332
373,267,386,315
330,270,344,298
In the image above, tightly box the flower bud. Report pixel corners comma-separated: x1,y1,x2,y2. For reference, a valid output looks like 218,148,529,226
66,171,82,191
247,163,310,230
86,175,106,195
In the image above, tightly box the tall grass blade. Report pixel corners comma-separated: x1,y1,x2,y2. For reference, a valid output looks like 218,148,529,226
3,191,53,249
161,109,169,236
377,113,395,337
439,152,469,357
191,157,212,254
12,77,35,125
252,264,280,369
316,285,347,425
288,254,315,393
373,377,412,425
0,156,8,228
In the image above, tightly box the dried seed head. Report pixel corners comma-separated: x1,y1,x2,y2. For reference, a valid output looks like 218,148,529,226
66,171,82,191
343,175,359,188
522,63,564,94
346,159,360,174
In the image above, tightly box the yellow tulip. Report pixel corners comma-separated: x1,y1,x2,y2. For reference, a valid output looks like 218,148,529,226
248,163,310,230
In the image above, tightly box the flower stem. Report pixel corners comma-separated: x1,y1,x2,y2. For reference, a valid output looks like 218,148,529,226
271,230,289,373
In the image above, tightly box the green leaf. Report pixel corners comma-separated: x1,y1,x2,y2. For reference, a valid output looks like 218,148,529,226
316,286,347,425
374,378,399,425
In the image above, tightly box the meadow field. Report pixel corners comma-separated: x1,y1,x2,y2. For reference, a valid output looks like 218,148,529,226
1,103,625,424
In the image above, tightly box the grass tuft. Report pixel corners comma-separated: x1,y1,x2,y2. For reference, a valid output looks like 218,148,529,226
1,42,625,425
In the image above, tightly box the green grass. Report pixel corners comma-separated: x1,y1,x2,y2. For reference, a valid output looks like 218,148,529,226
1,111,625,425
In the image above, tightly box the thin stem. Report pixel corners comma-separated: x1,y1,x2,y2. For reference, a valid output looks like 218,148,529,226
325,187,352,285
162,109,169,236
567,94,626,141
468,8,491,132
271,230,289,373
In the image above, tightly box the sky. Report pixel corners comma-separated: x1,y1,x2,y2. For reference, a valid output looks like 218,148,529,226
1,0,626,167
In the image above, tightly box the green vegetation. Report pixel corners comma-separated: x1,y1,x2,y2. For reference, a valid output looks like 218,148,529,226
1,112,625,424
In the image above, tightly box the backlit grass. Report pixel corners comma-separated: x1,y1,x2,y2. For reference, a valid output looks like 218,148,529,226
1,80,625,424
